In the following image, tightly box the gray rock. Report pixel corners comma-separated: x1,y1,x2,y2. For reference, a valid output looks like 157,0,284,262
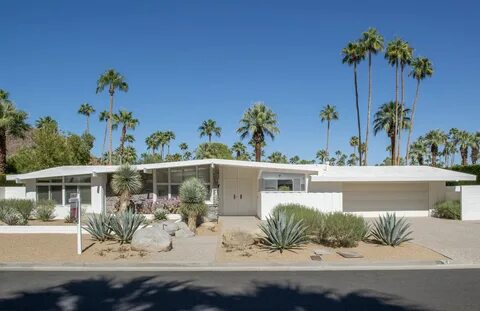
337,250,363,258
175,228,195,238
177,221,189,231
313,248,331,256
131,226,172,252
153,221,178,236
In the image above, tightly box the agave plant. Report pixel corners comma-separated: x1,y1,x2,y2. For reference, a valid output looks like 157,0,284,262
370,213,413,246
259,212,308,253
84,213,112,242
109,211,146,244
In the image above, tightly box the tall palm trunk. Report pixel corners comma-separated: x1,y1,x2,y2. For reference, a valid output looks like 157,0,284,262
86,116,90,134
365,51,372,165
120,126,126,164
108,87,114,165
397,64,405,165
160,145,165,160
254,132,262,162
431,146,438,167
167,144,170,155
0,129,6,174
393,62,399,166
460,147,468,166
390,133,396,165
208,135,212,143
471,147,478,164
326,120,331,157
405,79,421,165
102,122,108,156
353,63,363,165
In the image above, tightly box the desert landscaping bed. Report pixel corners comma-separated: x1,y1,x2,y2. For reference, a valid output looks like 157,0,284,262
216,241,447,264
0,219,76,226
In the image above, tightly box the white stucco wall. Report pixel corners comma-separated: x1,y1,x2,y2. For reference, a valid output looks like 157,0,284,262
0,187,26,199
461,185,480,220
258,191,342,220
91,174,107,214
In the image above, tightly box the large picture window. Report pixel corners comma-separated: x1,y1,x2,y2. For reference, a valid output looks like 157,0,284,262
155,165,211,199
36,176,91,206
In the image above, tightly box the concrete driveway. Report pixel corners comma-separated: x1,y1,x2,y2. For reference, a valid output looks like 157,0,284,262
407,217,480,264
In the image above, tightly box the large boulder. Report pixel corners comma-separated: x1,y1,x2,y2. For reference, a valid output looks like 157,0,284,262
175,221,195,238
131,226,172,252
153,221,179,236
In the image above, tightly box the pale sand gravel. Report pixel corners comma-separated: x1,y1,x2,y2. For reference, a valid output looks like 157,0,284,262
0,234,151,263
216,241,447,263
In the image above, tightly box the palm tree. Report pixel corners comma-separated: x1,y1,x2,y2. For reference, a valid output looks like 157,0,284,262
267,152,288,164
453,131,471,166
405,57,434,163
360,28,384,165
114,110,139,164
424,130,448,167
470,132,480,165
289,155,300,164
349,136,359,155
231,141,247,160
145,134,158,155
319,104,339,157
164,131,176,155
98,110,114,155
347,153,359,166
237,102,279,162
342,41,366,165
409,138,428,165
0,91,29,174
316,149,328,164
442,140,457,167
198,119,221,143
373,101,411,165
156,131,169,159
179,142,188,152
396,41,413,162
35,116,58,130
385,38,407,165
96,69,129,165
78,103,95,133
111,164,142,212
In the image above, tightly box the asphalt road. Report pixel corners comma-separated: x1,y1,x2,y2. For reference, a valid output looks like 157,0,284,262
0,269,479,310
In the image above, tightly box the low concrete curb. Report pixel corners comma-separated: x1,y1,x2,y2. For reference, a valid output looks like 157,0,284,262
0,226,87,234
2,260,479,272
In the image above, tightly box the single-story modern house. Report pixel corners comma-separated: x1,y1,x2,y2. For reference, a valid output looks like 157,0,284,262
6,159,478,220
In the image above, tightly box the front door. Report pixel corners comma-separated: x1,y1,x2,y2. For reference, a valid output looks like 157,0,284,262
222,167,256,216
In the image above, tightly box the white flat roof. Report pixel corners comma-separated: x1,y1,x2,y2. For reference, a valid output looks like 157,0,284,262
6,159,322,181
7,159,476,183
310,165,476,182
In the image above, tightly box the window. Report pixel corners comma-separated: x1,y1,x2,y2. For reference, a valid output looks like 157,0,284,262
65,176,91,183
260,172,305,192
65,185,78,203
51,186,62,205
37,186,49,201
155,165,211,199
79,186,91,205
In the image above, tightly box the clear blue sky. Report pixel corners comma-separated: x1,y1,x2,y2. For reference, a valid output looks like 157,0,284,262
2,0,479,164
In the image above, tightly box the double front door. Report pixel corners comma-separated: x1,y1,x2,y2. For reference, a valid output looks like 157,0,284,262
222,167,256,216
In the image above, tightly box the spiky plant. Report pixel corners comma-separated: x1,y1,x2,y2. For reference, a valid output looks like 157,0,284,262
111,165,143,212
370,213,413,246
84,213,113,242
108,211,146,244
179,177,208,232
259,212,308,253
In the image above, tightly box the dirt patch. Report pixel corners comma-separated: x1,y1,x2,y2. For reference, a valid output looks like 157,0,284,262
0,234,151,263
217,241,447,263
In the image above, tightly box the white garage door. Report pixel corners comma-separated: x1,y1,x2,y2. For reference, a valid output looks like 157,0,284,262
343,182,429,215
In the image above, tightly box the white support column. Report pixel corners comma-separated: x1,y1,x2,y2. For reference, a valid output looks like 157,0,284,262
61,176,66,206
152,169,158,202
167,168,171,199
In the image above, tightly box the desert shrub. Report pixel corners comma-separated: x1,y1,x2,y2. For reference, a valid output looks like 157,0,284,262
179,178,207,232
109,211,146,244
3,212,21,225
370,213,413,246
84,213,112,242
259,212,308,253
35,199,56,222
64,215,75,223
433,200,461,220
317,212,369,248
0,201,13,222
272,204,323,235
154,208,168,221
0,199,35,225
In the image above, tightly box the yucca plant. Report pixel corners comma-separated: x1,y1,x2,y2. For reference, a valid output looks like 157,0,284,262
111,164,143,212
370,213,413,246
109,211,146,244
84,213,112,242
179,178,207,232
259,212,308,253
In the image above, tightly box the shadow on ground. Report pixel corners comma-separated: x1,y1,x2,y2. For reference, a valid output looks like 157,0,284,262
0,276,425,311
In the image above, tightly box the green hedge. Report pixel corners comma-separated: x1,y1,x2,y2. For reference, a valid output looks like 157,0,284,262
448,165,480,186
